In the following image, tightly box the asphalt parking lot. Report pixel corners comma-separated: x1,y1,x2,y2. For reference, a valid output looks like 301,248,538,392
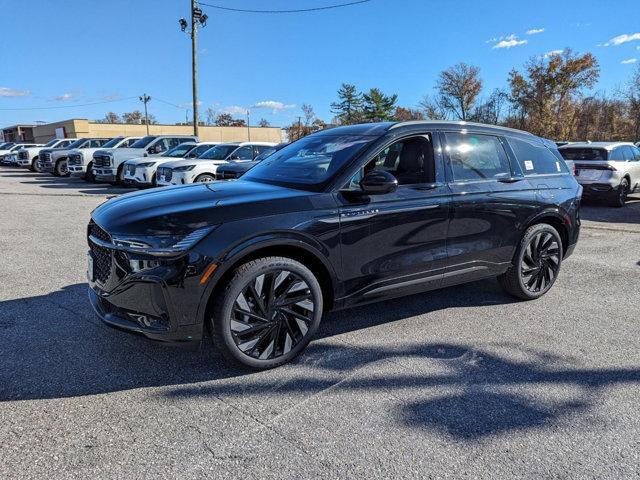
1,166,640,479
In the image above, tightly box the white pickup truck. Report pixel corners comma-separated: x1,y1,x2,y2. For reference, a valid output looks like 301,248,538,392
92,135,198,184
67,136,140,181
16,138,77,171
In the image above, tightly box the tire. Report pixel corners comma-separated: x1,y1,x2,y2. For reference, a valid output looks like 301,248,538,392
54,159,68,177
30,157,41,173
609,178,629,208
109,164,124,186
84,162,96,182
210,256,323,369
498,223,563,300
195,173,216,183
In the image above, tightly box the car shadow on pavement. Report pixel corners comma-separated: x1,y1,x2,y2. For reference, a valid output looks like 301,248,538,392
580,194,640,225
12,174,135,195
2,280,640,440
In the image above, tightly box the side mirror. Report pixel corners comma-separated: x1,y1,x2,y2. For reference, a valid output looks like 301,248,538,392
359,170,398,195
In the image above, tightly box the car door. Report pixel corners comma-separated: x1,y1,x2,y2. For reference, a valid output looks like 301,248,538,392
622,145,640,191
336,132,450,304
443,130,536,286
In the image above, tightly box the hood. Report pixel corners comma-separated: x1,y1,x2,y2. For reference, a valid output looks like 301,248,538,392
162,158,227,170
91,180,317,236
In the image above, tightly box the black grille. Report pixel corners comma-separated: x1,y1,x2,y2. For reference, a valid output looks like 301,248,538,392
158,167,172,181
88,221,113,283
126,164,136,175
18,151,29,160
93,155,110,167
68,153,83,166
41,152,51,162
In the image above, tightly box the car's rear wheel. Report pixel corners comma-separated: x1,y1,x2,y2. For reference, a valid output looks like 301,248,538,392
54,159,68,177
609,178,629,208
210,256,323,369
498,223,563,300
195,173,215,183
30,157,41,173
84,162,96,182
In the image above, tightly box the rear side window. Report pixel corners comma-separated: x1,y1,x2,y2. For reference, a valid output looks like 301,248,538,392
621,146,636,161
559,148,607,161
609,148,624,161
445,132,511,181
509,137,567,175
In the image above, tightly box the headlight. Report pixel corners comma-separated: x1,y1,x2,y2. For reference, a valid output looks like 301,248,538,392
173,165,196,172
138,161,156,167
110,225,216,257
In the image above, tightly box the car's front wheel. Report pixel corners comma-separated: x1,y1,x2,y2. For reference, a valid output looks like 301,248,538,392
54,159,68,177
195,173,216,183
30,157,41,173
84,162,96,182
210,256,323,369
498,223,563,300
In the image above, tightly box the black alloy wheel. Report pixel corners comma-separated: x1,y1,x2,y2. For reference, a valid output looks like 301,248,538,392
498,223,563,300
519,231,561,294
610,178,629,208
211,256,322,369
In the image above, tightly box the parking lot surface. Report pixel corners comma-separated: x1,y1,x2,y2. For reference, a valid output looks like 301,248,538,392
1,166,640,479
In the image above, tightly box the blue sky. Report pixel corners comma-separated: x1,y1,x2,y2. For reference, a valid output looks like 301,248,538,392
1,0,639,128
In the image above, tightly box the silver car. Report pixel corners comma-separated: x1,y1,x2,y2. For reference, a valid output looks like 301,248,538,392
559,142,640,207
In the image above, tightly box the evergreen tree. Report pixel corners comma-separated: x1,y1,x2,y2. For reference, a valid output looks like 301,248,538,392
362,88,398,122
330,83,363,125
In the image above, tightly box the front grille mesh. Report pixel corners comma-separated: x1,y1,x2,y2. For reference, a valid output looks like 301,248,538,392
89,221,112,283
158,167,172,181
18,151,29,160
68,153,83,166
93,155,110,167
41,152,51,162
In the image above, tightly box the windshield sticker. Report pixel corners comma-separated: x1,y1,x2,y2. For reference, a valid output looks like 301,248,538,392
524,160,534,170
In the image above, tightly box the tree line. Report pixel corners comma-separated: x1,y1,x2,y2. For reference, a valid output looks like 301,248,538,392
329,49,640,141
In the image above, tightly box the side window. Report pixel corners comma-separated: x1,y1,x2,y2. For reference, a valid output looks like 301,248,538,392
120,138,135,148
609,148,623,161
253,145,269,157
194,144,212,156
508,137,567,175
231,146,254,160
621,145,635,161
90,139,105,148
630,146,640,161
150,138,171,153
177,137,195,145
445,132,511,181
79,141,91,149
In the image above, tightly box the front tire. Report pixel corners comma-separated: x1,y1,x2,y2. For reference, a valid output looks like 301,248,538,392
84,162,96,182
210,256,323,369
195,173,216,183
54,159,68,177
498,223,563,300
30,157,41,173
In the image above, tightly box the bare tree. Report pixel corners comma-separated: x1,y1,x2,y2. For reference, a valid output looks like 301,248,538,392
436,63,483,120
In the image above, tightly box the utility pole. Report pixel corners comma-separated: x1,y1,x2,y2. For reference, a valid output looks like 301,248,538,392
139,94,151,135
246,110,251,141
179,2,207,137
297,116,302,140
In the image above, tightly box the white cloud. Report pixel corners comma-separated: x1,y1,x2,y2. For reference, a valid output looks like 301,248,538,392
492,34,528,49
526,28,545,35
621,58,638,64
604,32,640,46
251,100,296,113
544,49,563,58
0,87,30,97
54,93,74,101
218,105,248,116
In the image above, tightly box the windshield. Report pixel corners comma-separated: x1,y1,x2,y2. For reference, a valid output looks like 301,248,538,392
163,143,195,157
1,142,15,149
100,137,124,148
242,134,374,190
130,136,157,149
66,139,88,149
198,144,239,160
559,148,608,161
43,139,58,147
254,147,277,162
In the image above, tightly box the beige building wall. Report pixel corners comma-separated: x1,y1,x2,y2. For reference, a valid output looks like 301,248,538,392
32,119,282,144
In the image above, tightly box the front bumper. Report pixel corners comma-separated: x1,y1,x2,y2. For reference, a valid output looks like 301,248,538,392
168,171,195,185
41,161,54,173
68,165,87,176
124,166,155,187
94,167,117,182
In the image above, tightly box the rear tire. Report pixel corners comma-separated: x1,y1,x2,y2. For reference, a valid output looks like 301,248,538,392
195,173,216,183
210,256,323,369
609,178,628,208
498,223,563,300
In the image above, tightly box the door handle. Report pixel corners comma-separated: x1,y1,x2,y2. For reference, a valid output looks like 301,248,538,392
497,177,524,183
412,182,444,191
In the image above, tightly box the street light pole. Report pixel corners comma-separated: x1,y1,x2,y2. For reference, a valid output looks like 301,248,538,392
139,94,151,135
190,0,199,138
246,110,251,141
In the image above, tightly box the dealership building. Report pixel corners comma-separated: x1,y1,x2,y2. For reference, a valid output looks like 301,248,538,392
1,119,282,144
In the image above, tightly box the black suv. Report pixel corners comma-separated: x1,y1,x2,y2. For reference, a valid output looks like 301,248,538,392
87,121,581,369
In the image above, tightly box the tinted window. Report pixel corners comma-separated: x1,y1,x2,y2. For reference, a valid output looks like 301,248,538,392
163,143,194,157
120,138,138,148
630,146,640,161
231,146,254,160
190,144,215,156
509,137,567,175
130,136,157,149
621,146,636,161
559,148,607,161
199,145,239,160
445,132,511,181
609,148,624,161
100,137,123,148
254,147,277,162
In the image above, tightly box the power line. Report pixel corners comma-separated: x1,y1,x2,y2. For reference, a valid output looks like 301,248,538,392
154,97,187,109
0,96,138,111
197,0,371,14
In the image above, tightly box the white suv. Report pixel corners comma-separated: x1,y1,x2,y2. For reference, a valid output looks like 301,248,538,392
156,142,276,186
16,138,77,171
92,135,198,184
559,142,640,207
122,142,219,188
68,136,140,181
